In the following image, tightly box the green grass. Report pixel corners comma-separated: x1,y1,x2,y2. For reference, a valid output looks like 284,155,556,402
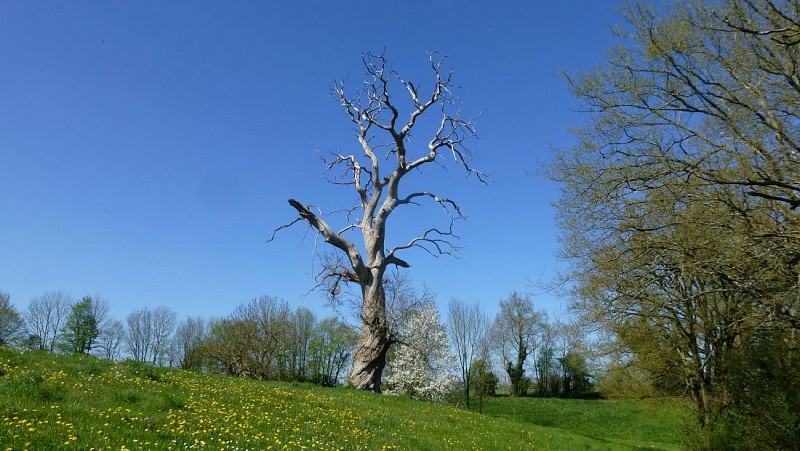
0,349,685,450
475,395,691,450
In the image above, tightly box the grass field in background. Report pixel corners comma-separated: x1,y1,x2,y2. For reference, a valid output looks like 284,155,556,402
476,394,690,450
0,349,686,450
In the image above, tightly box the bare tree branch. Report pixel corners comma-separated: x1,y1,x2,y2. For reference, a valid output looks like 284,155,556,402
387,222,461,260
272,52,482,391
267,217,305,243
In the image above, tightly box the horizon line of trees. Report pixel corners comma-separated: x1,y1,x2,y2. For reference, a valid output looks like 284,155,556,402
0,287,596,402
0,290,358,387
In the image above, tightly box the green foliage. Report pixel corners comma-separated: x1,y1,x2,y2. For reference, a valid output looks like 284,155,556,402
201,304,356,388
0,348,680,449
470,359,498,397
506,364,529,397
0,292,24,347
58,296,100,354
467,358,499,414
533,346,556,395
307,316,356,387
552,0,800,443
559,351,593,398
683,328,800,450
201,296,292,380
595,364,658,399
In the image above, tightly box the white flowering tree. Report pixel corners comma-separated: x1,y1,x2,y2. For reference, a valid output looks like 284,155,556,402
384,302,458,402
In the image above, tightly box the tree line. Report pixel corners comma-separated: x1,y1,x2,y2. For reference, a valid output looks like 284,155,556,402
0,291,357,387
0,286,593,404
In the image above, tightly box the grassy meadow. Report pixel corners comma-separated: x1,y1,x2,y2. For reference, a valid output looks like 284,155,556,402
0,348,687,450
476,395,689,450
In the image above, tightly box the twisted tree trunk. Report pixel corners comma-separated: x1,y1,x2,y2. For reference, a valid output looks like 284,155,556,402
347,276,391,391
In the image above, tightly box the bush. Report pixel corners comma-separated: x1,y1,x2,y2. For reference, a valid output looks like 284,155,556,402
595,365,657,399
470,359,498,398
683,330,800,449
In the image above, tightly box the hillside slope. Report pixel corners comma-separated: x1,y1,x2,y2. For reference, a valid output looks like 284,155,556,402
1,349,670,450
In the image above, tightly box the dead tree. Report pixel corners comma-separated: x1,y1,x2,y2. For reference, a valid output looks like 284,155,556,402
273,52,483,391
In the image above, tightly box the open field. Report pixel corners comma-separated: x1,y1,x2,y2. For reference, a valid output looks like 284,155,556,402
476,395,690,450
0,349,686,450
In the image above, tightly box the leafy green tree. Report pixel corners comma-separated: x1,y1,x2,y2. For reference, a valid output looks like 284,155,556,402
469,357,498,413
0,292,24,347
203,318,250,377
704,328,800,450
550,0,799,440
289,307,315,381
308,317,357,387
59,296,101,354
559,351,593,398
534,346,556,396
235,296,292,380
20,334,43,351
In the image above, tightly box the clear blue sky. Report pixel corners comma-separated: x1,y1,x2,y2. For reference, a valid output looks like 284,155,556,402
1,1,623,323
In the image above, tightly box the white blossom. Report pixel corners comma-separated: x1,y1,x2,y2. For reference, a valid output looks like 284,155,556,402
385,302,458,402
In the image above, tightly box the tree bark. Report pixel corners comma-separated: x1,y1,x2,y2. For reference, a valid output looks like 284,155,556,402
347,274,391,392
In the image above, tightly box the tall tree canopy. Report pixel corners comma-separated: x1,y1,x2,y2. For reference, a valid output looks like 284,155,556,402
551,0,799,444
274,52,483,391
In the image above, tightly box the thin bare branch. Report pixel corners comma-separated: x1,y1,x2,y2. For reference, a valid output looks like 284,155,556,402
387,222,461,260
396,191,465,219
267,217,305,243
